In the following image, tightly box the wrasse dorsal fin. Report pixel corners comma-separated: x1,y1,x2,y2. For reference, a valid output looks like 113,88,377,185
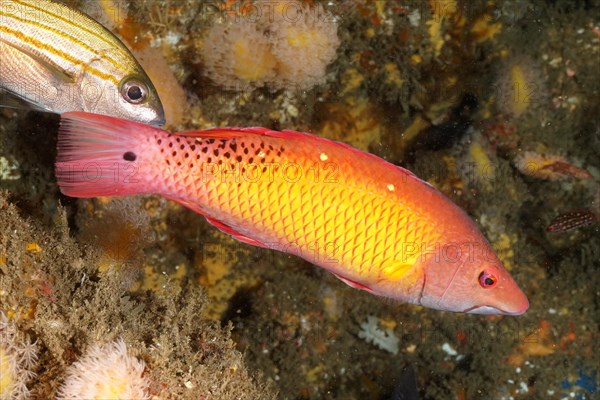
176,127,419,181
174,127,273,139
0,37,76,84
177,126,340,142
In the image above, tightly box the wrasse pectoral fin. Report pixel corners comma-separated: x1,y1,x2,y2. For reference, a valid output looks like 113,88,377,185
332,273,375,293
204,216,271,249
382,258,418,282
164,194,271,249
162,195,207,216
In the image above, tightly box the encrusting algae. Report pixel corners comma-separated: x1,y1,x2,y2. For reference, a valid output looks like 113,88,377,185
0,191,276,399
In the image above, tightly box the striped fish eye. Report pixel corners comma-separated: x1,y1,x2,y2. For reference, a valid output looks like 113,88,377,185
121,78,148,104
478,271,498,288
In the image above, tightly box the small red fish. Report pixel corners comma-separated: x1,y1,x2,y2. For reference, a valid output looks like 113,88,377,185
547,210,598,233
540,161,593,180
55,112,529,315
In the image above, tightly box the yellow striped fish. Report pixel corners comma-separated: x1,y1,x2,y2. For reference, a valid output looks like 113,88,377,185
0,0,165,126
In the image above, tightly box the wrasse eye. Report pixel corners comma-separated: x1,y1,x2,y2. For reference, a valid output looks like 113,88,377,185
121,78,148,104
478,271,497,288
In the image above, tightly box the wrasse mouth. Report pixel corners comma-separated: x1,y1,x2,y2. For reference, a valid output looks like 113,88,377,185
464,301,529,316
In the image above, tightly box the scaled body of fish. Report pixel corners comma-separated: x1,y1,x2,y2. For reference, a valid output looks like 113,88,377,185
55,112,529,315
0,0,164,125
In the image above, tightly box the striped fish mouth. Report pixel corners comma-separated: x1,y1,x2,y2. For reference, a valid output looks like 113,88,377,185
148,112,166,128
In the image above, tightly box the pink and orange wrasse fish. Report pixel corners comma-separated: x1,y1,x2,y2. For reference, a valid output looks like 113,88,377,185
55,112,529,315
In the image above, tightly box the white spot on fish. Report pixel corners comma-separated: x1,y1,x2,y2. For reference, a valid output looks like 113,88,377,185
320,153,328,161
387,184,395,192
259,151,265,158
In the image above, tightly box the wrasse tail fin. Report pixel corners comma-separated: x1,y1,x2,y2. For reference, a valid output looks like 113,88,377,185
55,112,157,198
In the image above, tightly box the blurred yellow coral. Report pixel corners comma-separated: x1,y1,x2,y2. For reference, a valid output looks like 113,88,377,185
468,141,496,190
495,56,547,117
427,0,459,56
493,232,517,271
470,14,502,43
196,235,261,320
25,243,41,253
199,1,340,90
200,21,277,89
0,346,15,398
319,98,385,152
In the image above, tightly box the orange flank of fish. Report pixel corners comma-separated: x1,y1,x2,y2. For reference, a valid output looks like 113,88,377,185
54,112,529,315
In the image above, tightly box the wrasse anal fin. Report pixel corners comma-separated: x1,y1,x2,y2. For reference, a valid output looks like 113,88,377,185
332,273,375,293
